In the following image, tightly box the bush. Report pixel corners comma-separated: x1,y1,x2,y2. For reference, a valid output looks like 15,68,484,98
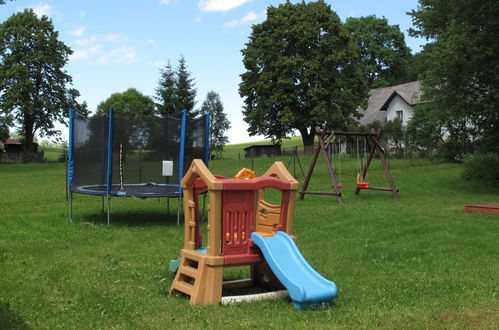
439,140,465,162
58,149,67,163
462,153,499,187
58,142,68,163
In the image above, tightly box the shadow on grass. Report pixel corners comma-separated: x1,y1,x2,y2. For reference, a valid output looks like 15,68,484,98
0,303,32,330
436,170,498,197
76,209,184,227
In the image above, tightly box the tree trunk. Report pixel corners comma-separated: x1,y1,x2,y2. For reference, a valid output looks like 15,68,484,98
23,115,36,153
299,127,315,146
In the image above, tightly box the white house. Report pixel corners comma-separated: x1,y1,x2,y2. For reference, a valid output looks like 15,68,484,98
358,80,426,126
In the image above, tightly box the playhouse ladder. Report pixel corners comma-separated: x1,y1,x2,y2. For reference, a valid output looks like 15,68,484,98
170,249,224,305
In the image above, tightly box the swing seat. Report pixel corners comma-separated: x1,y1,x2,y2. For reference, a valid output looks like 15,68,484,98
356,183,370,189
336,184,343,188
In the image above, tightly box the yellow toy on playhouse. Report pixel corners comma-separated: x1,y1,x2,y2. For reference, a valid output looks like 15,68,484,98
169,159,337,310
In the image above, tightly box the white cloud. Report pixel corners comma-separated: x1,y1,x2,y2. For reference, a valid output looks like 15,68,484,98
70,26,86,37
149,60,168,66
80,11,86,18
69,45,101,62
102,33,126,42
74,36,97,47
224,10,264,27
198,0,252,12
74,34,124,47
31,3,54,17
71,33,135,65
96,47,137,65
69,49,88,62
159,0,172,4
147,39,156,44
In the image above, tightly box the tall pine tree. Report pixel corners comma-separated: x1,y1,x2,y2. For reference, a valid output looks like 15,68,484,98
175,56,197,118
155,56,198,118
154,61,177,117
199,91,230,159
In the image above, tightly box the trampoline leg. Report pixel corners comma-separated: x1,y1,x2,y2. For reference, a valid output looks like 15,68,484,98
101,196,104,214
176,195,182,226
167,197,170,214
69,192,73,222
107,194,111,226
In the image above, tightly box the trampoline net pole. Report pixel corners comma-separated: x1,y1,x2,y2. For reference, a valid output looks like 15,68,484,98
107,194,111,226
65,151,68,201
69,192,73,222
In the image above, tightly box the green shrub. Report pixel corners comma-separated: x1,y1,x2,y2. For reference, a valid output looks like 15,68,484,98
58,149,67,163
462,153,499,186
439,140,465,162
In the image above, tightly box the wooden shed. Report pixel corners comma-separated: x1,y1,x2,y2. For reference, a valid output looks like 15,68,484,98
244,144,281,158
3,139,38,154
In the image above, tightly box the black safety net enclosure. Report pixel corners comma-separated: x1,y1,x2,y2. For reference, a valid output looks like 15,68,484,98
70,113,109,195
184,115,208,172
68,108,210,224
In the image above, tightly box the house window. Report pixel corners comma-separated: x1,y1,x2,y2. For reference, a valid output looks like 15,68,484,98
396,110,403,122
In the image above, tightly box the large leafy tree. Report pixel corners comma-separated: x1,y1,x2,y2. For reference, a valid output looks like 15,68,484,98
405,104,444,150
383,118,404,151
96,88,155,118
408,0,499,153
0,9,86,152
0,116,9,141
239,1,368,146
96,88,156,158
199,91,230,159
344,15,412,88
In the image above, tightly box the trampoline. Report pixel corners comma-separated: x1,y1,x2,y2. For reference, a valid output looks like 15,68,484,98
71,183,181,198
68,108,210,224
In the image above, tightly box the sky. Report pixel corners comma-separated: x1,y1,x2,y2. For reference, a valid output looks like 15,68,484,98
0,0,426,144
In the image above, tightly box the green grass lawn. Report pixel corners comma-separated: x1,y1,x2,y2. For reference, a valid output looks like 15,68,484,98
1,156,498,328
41,147,64,162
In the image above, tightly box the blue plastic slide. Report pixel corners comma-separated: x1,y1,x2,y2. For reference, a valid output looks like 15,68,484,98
251,231,338,310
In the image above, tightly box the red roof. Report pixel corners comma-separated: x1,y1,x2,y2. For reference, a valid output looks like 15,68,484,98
5,139,22,145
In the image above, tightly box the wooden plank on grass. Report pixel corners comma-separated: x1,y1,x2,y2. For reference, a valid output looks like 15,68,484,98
464,204,499,214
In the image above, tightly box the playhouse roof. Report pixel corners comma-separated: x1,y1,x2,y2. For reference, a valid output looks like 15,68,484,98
182,159,223,190
181,159,299,191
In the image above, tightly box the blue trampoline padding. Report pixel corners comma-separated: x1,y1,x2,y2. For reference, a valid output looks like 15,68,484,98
205,112,210,166
251,231,338,310
70,183,181,198
106,107,114,194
